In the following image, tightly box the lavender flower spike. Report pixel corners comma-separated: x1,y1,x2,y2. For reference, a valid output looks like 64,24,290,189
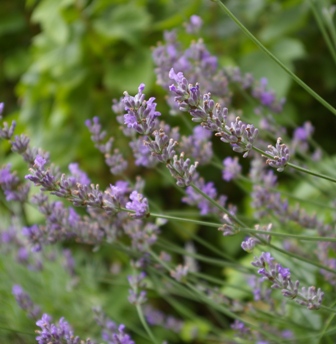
144,129,177,163
169,69,258,157
36,313,95,344
25,155,57,191
112,324,135,344
0,119,16,140
216,116,259,158
93,308,135,344
166,152,199,187
11,134,30,154
168,69,192,104
128,272,147,305
264,137,290,172
125,190,149,218
185,15,203,33
12,285,41,319
222,156,241,181
170,264,189,282
251,252,324,310
123,83,161,135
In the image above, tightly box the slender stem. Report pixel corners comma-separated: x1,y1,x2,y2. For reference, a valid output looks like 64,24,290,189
150,212,336,275
238,174,336,210
319,305,336,314
190,183,246,227
150,212,336,243
213,0,336,117
150,212,220,228
317,300,336,342
308,0,336,65
135,305,160,344
253,146,336,183
149,249,283,342
184,282,284,343
266,241,336,275
323,6,336,52
157,237,253,273
286,161,336,183
240,228,336,243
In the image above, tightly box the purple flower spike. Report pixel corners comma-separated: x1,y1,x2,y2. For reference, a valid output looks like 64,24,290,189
166,153,199,187
222,156,242,181
252,77,285,113
241,237,258,252
12,285,41,319
68,163,90,185
11,134,30,154
185,15,203,33
86,116,128,175
0,102,4,115
0,119,16,140
112,324,135,344
35,155,47,169
36,314,95,344
125,191,149,218
122,84,161,135
277,265,291,279
217,116,259,158
251,253,324,310
170,264,189,282
0,164,30,202
144,129,177,163
264,137,290,172
128,272,147,305
25,155,57,191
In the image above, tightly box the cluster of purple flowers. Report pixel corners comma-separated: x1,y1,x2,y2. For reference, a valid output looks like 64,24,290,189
93,308,135,344
12,285,41,319
230,319,293,344
252,252,324,310
168,67,290,170
1,12,334,344
144,305,184,333
36,314,95,344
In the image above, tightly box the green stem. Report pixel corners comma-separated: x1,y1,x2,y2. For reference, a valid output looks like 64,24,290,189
319,305,336,314
190,183,246,227
318,300,336,341
240,227,336,243
238,174,336,211
213,0,336,117
323,6,336,53
157,237,253,273
266,241,336,275
135,305,160,344
149,249,283,343
150,212,336,243
308,0,336,65
149,212,336,274
150,212,220,228
253,146,336,183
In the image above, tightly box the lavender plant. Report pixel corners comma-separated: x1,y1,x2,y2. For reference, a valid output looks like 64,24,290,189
2,2,336,344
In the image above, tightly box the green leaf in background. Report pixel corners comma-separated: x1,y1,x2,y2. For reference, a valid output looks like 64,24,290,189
103,47,154,94
239,37,306,97
259,3,309,44
271,37,305,61
3,49,31,80
92,2,151,45
31,0,70,45
0,12,25,36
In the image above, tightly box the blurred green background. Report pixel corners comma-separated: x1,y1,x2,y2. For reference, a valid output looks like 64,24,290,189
1,0,336,343
2,0,335,176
